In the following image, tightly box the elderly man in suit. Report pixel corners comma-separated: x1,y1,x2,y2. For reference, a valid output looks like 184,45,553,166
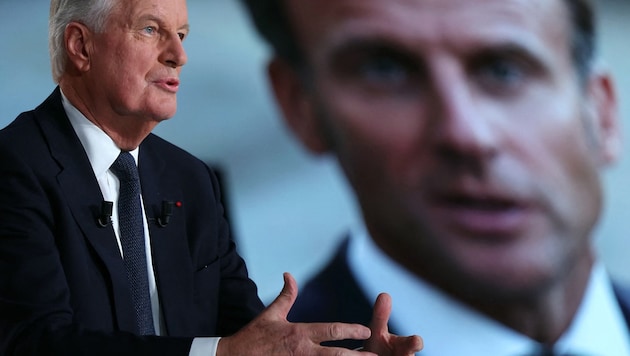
0,0,423,355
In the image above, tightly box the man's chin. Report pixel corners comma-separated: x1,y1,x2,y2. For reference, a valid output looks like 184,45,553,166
149,107,177,123
453,260,560,302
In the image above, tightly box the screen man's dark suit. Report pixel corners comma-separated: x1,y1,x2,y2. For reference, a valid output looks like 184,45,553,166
289,238,630,350
0,88,265,355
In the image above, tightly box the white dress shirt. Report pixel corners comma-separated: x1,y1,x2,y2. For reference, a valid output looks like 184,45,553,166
348,225,630,356
61,92,219,356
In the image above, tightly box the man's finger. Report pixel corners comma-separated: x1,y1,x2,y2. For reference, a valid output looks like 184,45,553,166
264,272,298,320
370,293,392,335
308,322,371,343
398,335,424,354
319,347,377,356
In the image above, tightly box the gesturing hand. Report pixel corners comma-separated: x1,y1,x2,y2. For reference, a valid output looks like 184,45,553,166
364,293,424,355
217,272,377,356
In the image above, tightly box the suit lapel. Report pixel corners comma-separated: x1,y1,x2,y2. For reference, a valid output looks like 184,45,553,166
138,140,194,336
37,88,137,332
38,89,196,334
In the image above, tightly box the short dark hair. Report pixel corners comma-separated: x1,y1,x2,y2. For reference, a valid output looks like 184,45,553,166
239,0,597,78
239,0,302,66
564,0,597,79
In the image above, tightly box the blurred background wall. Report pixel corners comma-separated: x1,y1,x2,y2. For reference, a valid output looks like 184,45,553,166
0,0,628,303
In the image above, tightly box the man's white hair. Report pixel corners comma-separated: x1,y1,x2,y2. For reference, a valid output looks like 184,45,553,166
49,0,117,83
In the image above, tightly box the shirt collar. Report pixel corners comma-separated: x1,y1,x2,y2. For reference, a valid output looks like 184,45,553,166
348,226,630,356
61,90,139,176
556,261,630,355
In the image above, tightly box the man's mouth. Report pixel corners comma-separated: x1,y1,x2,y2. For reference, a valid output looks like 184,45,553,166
430,192,532,237
153,78,180,93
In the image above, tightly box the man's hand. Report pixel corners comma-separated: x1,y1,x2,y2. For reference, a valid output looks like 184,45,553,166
217,272,377,356
364,293,423,355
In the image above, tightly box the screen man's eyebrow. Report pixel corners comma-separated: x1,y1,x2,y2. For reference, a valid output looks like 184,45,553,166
467,42,548,67
327,37,421,60
330,37,412,53
472,42,538,57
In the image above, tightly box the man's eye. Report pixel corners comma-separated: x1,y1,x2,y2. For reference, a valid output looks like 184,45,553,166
476,58,526,88
357,56,413,87
178,33,186,41
143,26,156,35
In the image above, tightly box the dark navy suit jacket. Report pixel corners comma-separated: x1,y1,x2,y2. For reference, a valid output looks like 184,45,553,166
0,88,264,355
289,238,630,350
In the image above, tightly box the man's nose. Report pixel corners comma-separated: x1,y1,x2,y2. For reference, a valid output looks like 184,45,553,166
427,67,499,163
161,33,188,68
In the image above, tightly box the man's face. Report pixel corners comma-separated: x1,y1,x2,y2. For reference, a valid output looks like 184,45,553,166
280,0,618,299
86,0,189,124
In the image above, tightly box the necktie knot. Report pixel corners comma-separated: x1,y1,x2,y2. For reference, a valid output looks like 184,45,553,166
111,151,139,183
531,344,579,356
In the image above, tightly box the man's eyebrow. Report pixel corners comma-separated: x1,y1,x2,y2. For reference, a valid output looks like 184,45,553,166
328,37,420,58
137,14,160,24
473,42,536,55
466,42,549,67
137,14,190,32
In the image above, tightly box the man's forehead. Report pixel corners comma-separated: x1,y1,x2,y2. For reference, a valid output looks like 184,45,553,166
107,0,189,26
285,0,566,30
286,0,569,54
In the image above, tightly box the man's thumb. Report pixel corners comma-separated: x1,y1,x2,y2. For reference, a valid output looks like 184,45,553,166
266,272,298,320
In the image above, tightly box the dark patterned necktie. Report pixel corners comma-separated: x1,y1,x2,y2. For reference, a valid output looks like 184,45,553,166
110,151,155,335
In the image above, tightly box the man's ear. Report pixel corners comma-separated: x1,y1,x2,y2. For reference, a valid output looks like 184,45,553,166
586,67,621,166
268,58,329,154
64,22,93,73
